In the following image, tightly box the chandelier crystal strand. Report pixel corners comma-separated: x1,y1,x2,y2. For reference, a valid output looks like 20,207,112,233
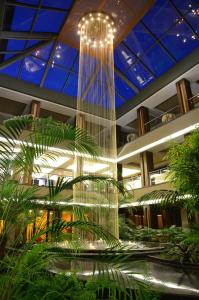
74,12,118,239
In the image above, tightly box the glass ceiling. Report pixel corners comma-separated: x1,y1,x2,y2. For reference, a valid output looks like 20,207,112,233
0,0,198,109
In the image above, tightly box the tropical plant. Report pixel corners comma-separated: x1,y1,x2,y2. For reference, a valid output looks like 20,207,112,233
0,115,159,300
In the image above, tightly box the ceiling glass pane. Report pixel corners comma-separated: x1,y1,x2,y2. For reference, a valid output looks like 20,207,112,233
10,7,37,31
184,9,199,33
141,44,174,76
142,0,181,38
63,73,78,98
2,53,17,61
124,62,154,89
161,21,199,61
32,42,54,60
33,10,67,33
52,43,77,69
72,56,79,74
114,74,136,100
16,0,39,4
172,0,199,15
42,0,73,10
115,92,125,108
26,40,40,47
124,23,156,57
6,39,26,51
20,56,46,84
114,44,136,72
0,60,21,77
44,65,68,92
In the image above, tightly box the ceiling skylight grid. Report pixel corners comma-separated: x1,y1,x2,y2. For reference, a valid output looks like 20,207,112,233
0,0,198,110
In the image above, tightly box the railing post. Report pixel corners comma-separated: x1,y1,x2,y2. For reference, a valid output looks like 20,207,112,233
137,106,150,136
176,78,192,114
140,151,154,187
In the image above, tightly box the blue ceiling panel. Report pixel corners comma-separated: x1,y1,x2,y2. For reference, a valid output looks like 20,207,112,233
16,0,39,4
0,60,21,77
44,65,68,92
10,7,36,31
161,21,199,61
124,62,154,89
115,74,136,100
32,42,54,61
172,0,199,15
184,9,199,33
124,23,156,57
42,0,73,10
6,40,26,51
115,93,125,108
141,44,175,76
20,56,46,85
52,43,77,69
33,10,67,33
142,0,180,38
63,73,78,98
114,44,136,72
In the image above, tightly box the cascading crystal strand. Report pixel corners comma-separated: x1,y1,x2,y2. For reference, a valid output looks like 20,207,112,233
74,12,118,239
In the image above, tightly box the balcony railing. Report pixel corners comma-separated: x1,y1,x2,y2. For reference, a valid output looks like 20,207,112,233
123,175,142,190
145,105,182,132
189,93,199,109
149,167,169,186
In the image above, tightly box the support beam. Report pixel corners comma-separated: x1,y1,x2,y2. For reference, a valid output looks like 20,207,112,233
0,31,57,40
6,1,67,13
0,40,53,70
176,78,193,114
137,106,150,136
140,151,153,187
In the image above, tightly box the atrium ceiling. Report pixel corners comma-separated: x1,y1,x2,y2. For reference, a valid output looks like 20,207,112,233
0,0,198,116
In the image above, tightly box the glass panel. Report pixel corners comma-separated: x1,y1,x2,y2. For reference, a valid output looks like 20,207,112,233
161,21,199,61
10,7,36,31
26,40,40,47
63,73,78,97
6,39,26,51
33,10,66,33
42,0,73,10
115,92,125,108
16,0,39,4
53,43,77,69
20,56,46,84
141,44,174,76
0,60,21,77
44,65,68,92
142,0,181,38
115,74,136,100
32,42,54,60
124,23,156,57
72,55,79,74
172,0,199,15
3,53,17,60
125,62,154,89
184,9,199,33
114,44,136,72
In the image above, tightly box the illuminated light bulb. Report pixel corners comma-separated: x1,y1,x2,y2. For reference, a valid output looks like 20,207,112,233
111,21,114,25
78,23,81,28
77,30,81,35
89,13,92,17
82,17,85,21
191,35,196,39
106,15,109,19
98,13,101,17
85,20,89,24
113,28,116,33
91,17,94,21
103,19,106,23
176,33,180,37
183,38,187,43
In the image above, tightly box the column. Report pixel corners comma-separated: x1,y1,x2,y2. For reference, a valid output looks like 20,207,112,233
143,205,151,228
137,106,150,136
140,151,154,187
176,78,192,114
117,164,123,182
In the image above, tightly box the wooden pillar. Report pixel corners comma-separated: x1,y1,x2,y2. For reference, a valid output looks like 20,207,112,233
176,78,192,114
140,151,154,187
180,208,189,228
143,205,151,228
117,164,123,182
31,100,40,117
137,106,150,136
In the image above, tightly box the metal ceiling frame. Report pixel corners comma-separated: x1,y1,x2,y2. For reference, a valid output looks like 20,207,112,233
0,31,57,40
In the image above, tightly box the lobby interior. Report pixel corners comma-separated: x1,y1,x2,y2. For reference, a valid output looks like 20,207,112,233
0,1,199,299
